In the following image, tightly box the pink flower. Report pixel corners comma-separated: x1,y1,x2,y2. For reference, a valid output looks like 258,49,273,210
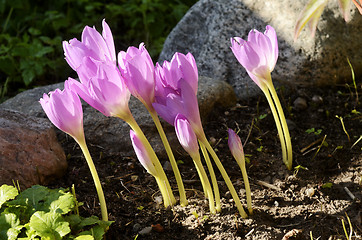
39,80,84,140
153,52,203,138
227,129,244,161
63,19,116,71
230,25,278,87
155,52,198,95
67,57,131,118
174,114,199,159
130,130,157,176
118,43,155,108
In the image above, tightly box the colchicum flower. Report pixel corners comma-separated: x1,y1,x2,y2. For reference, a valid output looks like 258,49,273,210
154,52,248,217
40,81,108,221
118,44,187,206
153,53,203,138
66,58,131,119
63,20,176,207
39,82,84,141
231,25,293,170
228,129,252,214
130,130,157,176
175,114,215,213
118,43,155,109
63,19,116,70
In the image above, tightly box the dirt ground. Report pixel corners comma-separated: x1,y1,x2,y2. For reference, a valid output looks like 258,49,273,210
49,83,362,240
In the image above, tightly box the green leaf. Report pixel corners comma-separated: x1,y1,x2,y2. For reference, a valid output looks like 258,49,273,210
294,0,328,40
0,213,22,240
49,194,75,215
29,211,71,240
0,185,18,208
322,182,333,188
75,235,94,240
78,225,107,240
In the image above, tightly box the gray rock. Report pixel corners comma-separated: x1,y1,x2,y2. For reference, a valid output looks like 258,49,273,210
0,76,236,159
159,0,362,100
0,109,67,188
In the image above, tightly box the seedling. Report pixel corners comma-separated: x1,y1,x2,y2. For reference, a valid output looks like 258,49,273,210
336,115,351,142
294,165,308,176
306,128,322,135
351,135,362,149
312,135,327,161
347,57,359,105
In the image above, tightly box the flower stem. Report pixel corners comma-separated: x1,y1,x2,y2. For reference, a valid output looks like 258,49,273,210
122,114,176,207
236,152,253,214
264,81,293,170
199,140,221,212
200,137,248,218
193,155,216,213
76,137,108,221
148,108,188,206
260,84,289,170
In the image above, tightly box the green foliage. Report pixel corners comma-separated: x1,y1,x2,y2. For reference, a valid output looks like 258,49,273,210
0,0,197,102
306,128,322,135
0,184,112,240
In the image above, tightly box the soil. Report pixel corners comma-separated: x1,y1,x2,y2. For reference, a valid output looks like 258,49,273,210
49,84,362,240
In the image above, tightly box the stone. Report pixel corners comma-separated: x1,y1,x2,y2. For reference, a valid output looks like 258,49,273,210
293,97,308,111
0,75,236,159
0,109,67,188
159,0,362,100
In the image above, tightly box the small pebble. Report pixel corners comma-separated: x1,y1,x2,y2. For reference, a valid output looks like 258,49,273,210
154,196,163,205
163,161,172,171
139,226,152,235
312,95,323,104
305,188,315,197
293,97,308,110
132,223,142,233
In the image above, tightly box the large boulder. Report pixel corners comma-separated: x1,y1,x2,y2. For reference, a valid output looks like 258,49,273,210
0,76,236,158
0,109,67,188
159,0,362,99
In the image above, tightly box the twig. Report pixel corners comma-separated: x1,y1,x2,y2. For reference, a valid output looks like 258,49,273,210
256,180,281,191
344,187,356,201
300,137,324,154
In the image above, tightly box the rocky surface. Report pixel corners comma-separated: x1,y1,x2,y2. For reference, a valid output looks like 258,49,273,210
159,0,362,99
0,76,236,158
0,109,67,188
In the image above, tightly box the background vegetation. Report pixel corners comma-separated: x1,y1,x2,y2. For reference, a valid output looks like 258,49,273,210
0,0,197,102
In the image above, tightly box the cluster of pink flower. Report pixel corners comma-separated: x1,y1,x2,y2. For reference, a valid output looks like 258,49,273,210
40,20,291,220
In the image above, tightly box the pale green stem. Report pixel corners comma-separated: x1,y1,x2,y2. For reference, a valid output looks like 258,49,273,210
260,83,289,170
200,137,248,218
265,81,293,170
199,140,221,212
234,153,253,214
120,114,176,207
148,108,188,206
193,154,216,214
76,137,108,221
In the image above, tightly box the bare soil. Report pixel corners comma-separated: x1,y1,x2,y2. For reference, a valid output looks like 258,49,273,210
49,84,362,240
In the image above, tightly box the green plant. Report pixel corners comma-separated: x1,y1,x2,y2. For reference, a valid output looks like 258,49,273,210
306,128,322,135
0,184,112,240
0,0,197,102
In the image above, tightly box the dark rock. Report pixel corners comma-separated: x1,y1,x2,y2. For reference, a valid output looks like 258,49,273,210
0,76,236,159
293,97,308,111
0,109,67,188
159,0,362,100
